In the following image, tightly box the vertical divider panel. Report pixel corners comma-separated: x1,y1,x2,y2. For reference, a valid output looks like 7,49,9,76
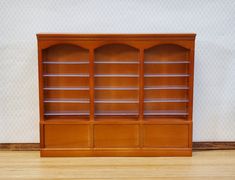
38,46,44,122
89,48,95,148
38,45,45,149
139,48,144,148
188,47,195,122
139,49,144,120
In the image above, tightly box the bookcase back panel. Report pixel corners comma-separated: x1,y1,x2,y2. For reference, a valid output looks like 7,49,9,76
95,64,139,75
44,77,89,87
144,102,187,111
45,103,89,112
43,44,89,62
144,77,188,86
144,64,188,74
44,90,89,99
38,34,195,157
144,44,189,61
44,64,89,74
144,89,188,99
95,77,138,87
95,44,139,61
95,90,139,100
95,103,139,112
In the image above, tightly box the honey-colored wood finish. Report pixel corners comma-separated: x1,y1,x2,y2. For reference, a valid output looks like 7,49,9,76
37,34,196,157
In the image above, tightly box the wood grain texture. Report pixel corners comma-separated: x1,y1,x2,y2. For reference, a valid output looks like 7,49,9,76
0,150,235,179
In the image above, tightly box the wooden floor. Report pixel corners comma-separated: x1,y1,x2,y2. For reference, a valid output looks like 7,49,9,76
0,150,235,179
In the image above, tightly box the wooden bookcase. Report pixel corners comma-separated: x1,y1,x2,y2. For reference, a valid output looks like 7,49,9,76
37,34,196,157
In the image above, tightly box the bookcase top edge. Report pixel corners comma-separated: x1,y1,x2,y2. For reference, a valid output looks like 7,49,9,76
36,33,196,39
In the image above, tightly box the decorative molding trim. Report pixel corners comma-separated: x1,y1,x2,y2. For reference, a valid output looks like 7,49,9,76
0,142,235,151
0,143,39,151
193,142,235,150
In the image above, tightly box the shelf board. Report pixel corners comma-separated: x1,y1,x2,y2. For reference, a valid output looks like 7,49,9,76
144,61,189,64
95,112,138,116
95,74,139,77
95,87,138,90
94,61,139,64
144,110,188,116
44,111,90,116
144,99,189,103
44,87,89,90
43,61,89,64
144,74,189,77
43,74,89,77
144,86,189,90
95,100,138,103
44,99,89,103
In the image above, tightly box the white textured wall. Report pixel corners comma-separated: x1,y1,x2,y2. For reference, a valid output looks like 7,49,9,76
0,0,234,142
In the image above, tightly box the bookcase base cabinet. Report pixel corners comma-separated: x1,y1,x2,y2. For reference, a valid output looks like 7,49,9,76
40,122,192,157
37,34,195,157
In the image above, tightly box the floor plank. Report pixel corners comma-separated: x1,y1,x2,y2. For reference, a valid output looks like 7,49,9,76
0,150,235,179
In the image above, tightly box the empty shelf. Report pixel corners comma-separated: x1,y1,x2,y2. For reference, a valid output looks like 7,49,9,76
144,86,189,90
95,112,138,116
43,61,89,64
43,74,89,77
144,99,189,103
144,110,188,116
144,61,190,64
44,111,90,116
95,74,139,77
95,87,138,90
95,61,139,64
144,74,190,77
95,100,138,103
44,87,89,90
44,99,89,103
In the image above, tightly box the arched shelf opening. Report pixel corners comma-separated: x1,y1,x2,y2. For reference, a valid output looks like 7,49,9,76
42,43,90,119
143,44,190,119
94,44,140,117
145,44,189,62
95,44,139,62
42,44,89,62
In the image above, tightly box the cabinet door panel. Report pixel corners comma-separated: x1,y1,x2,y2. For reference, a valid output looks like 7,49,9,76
94,125,139,148
44,124,90,148
143,124,189,148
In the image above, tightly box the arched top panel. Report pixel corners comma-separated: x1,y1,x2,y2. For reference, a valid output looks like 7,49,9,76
95,44,139,62
145,44,189,61
43,44,89,62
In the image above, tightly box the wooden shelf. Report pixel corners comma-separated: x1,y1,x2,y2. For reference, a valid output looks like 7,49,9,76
44,87,89,90
95,111,139,116
95,61,139,64
44,111,90,116
95,74,139,77
144,99,189,103
144,61,190,64
95,87,138,90
44,99,89,103
95,100,138,103
43,61,89,64
43,74,89,77
144,86,189,90
144,74,190,77
144,110,188,116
